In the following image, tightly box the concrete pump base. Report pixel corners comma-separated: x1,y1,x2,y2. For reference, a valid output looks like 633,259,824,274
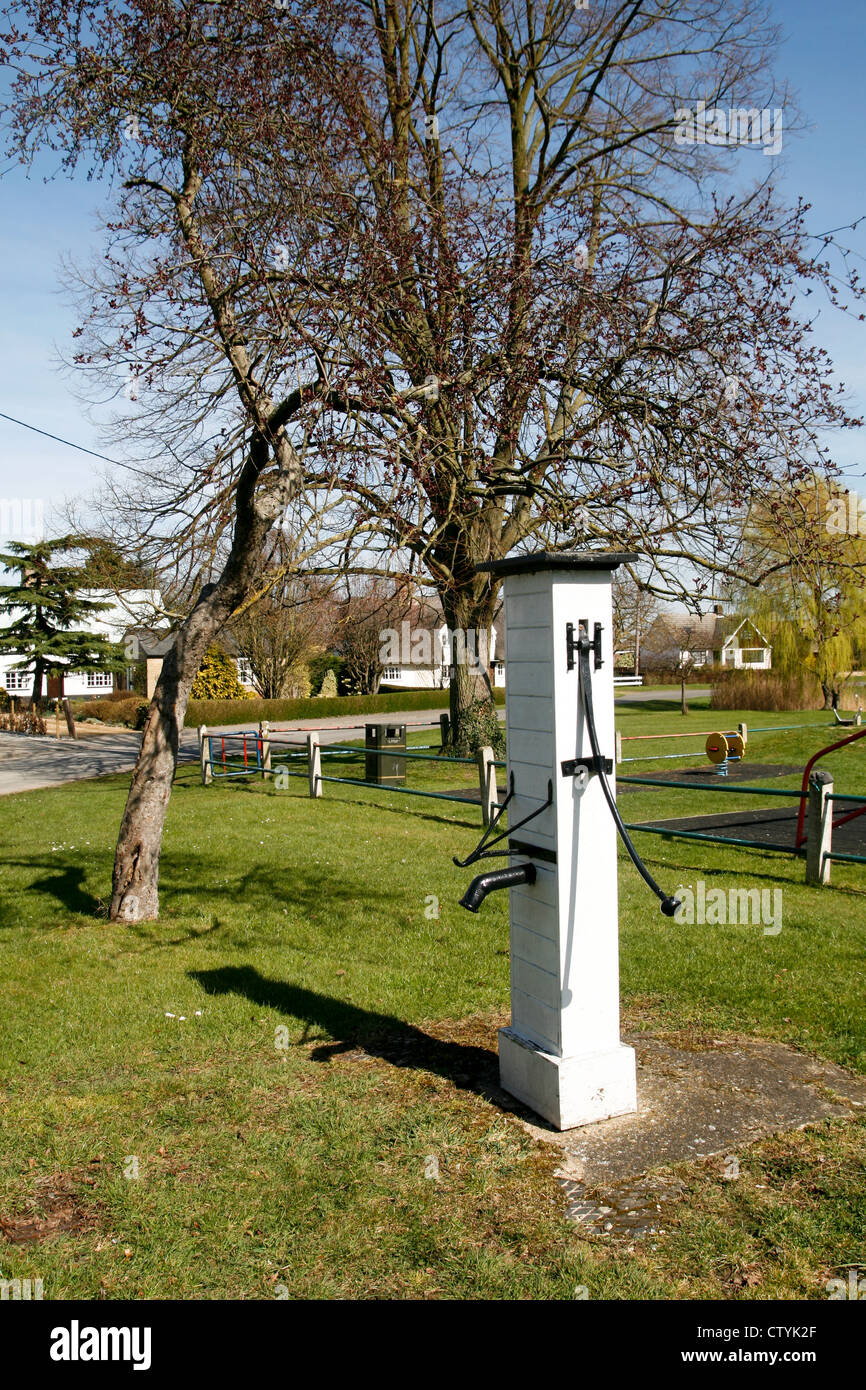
499,1027,637,1131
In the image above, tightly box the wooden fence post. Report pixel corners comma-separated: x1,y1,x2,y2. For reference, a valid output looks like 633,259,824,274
307,731,322,798
199,725,212,786
615,730,622,765
62,697,77,740
805,769,833,886
476,745,498,826
259,721,271,779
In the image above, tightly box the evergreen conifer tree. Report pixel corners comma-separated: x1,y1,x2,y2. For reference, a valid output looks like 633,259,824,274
0,537,125,709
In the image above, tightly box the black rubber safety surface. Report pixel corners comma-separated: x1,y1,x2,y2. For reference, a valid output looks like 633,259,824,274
619,762,802,785
637,804,866,856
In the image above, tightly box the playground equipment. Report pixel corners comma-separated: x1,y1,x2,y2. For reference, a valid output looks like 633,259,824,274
618,716,866,883
199,727,265,781
832,698,862,728
615,719,836,765
455,552,680,1131
704,728,746,775
794,723,866,851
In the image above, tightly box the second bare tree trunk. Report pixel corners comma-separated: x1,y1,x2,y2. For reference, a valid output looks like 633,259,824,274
109,444,283,922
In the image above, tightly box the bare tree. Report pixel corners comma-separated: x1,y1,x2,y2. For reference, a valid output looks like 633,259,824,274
675,617,714,715
281,0,862,751
338,580,415,695
232,558,336,698
612,571,659,676
1,1,361,919
4,0,863,909
645,612,712,713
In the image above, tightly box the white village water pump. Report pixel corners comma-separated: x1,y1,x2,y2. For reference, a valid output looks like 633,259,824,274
456,552,680,1131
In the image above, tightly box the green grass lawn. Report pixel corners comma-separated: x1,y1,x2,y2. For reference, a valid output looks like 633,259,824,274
0,702,864,1299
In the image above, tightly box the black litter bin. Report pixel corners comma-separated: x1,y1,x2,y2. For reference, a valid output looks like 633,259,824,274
365,723,406,786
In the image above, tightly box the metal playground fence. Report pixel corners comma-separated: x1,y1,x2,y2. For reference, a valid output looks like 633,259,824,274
198,720,865,886
198,721,507,825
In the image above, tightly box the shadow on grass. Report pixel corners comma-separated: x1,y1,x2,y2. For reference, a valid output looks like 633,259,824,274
190,964,507,1105
156,858,401,919
313,792,479,830
205,774,481,830
630,843,804,890
5,860,103,917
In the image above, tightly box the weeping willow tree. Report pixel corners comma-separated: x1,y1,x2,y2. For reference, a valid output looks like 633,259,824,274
732,476,866,707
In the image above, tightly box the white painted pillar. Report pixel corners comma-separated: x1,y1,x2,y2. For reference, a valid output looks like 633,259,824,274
307,731,322,798
805,769,833,886
482,553,637,1131
259,721,271,779
199,726,212,786
476,745,498,826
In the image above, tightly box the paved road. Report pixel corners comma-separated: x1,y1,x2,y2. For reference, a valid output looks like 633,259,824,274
0,688,709,795
0,730,157,797
0,713,447,796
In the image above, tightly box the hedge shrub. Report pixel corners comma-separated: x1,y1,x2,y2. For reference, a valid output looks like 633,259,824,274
710,668,824,711
191,646,254,700
316,669,338,699
77,696,150,728
187,686,505,727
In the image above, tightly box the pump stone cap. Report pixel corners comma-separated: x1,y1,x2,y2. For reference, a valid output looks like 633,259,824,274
477,550,638,577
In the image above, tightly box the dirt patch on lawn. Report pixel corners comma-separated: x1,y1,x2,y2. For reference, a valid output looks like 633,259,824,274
0,1163,104,1245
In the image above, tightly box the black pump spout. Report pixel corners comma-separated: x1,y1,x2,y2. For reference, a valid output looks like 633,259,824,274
459,861,536,913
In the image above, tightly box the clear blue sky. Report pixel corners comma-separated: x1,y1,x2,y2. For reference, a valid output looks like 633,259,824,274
0,0,864,540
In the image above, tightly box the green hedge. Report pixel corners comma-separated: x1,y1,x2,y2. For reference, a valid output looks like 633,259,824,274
76,696,150,729
187,686,505,727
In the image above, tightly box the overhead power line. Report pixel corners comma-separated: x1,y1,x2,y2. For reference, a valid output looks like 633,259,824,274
0,410,121,466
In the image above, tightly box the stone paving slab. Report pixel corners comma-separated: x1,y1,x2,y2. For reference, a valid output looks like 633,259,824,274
520,1033,866,1237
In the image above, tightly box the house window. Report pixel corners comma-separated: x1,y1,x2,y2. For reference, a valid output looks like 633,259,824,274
741,648,765,664
86,671,113,689
236,658,254,686
494,663,504,677
383,667,401,681
3,669,30,691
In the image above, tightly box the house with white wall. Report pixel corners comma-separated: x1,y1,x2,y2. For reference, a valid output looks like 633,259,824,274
124,625,260,699
718,617,773,669
379,620,506,689
642,612,771,672
0,590,165,699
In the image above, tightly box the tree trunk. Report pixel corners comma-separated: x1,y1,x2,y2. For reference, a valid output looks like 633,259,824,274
109,608,218,921
28,656,46,712
442,593,502,756
680,671,689,716
109,438,290,922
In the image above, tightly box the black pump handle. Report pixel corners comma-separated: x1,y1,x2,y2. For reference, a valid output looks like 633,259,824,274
576,632,680,918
